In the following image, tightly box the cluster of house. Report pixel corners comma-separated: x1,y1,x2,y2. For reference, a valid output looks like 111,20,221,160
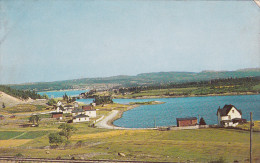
51,101,96,123
176,104,246,127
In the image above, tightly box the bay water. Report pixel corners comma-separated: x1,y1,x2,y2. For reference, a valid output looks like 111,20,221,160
39,89,260,128
79,94,260,128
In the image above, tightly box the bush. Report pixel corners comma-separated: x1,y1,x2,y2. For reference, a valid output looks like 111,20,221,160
49,133,63,146
15,153,24,158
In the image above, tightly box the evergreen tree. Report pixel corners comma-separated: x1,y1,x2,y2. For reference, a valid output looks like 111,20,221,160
199,117,206,125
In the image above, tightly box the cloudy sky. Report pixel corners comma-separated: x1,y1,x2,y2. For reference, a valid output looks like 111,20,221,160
0,0,259,84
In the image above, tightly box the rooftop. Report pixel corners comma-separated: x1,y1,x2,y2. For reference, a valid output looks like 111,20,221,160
176,117,197,121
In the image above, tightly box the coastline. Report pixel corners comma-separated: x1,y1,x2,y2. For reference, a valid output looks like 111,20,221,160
112,92,260,99
95,104,158,130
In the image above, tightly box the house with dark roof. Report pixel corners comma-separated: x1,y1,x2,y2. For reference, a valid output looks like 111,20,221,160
217,104,246,127
63,105,74,113
176,117,197,127
72,108,85,116
56,106,65,113
73,114,89,123
82,105,96,118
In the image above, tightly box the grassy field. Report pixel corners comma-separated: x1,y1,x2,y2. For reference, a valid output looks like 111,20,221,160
0,124,259,162
2,104,46,113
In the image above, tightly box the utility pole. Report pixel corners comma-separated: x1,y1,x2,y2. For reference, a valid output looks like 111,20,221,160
154,117,156,128
250,112,254,163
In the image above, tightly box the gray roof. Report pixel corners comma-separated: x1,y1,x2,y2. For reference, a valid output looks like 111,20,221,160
72,108,85,113
74,114,89,118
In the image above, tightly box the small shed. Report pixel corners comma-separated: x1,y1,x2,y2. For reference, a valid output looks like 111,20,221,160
51,112,63,120
176,117,197,127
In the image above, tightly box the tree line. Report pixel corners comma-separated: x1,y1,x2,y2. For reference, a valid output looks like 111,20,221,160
116,76,260,95
0,85,46,100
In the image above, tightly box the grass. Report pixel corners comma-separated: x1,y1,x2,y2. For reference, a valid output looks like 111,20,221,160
15,131,49,139
236,121,260,132
3,104,46,113
0,131,49,140
253,84,260,91
0,131,24,140
0,126,259,162
0,139,32,148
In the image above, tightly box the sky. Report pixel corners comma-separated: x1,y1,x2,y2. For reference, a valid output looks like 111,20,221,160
0,0,259,84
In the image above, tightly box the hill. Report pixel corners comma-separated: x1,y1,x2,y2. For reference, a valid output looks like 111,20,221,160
0,91,28,108
8,68,260,92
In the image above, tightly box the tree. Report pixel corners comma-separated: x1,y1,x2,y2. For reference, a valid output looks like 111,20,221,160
42,94,49,99
199,117,206,125
48,133,63,146
47,98,56,106
58,123,77,141
63,93,68,101
29,115,40,126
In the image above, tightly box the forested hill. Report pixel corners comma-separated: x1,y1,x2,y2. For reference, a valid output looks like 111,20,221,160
0,85,44,100
9,68,260,92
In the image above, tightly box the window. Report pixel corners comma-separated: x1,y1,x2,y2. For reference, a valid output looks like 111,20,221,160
232,110,234,113
228,115,231,120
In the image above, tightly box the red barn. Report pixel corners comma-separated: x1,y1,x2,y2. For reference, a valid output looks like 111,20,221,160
51,112,63,119
176,117,197,127
82,105,94,111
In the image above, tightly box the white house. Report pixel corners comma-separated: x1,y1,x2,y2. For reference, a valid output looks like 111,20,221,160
73,114,89,123
217,104,246,127
63,105,74,113
56,106,65,113
72,108,85,116
57,101,63,107
82,105,96,118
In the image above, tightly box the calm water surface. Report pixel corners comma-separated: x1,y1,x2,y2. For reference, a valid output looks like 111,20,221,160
41,91,259,128
78,95,260,128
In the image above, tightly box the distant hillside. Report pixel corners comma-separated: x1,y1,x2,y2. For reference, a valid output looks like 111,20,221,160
9,68,260,92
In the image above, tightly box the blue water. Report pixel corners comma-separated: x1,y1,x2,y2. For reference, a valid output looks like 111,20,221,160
78,94,260,128
38,90,88,98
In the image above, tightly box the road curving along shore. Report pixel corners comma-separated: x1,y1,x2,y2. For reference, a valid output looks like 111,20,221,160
95,109,156,130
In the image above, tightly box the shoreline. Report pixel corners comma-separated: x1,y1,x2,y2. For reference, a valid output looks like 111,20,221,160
95,104,157,130
112,92,259,99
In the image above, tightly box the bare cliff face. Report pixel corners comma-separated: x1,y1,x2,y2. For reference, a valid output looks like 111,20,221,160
0,91,26,107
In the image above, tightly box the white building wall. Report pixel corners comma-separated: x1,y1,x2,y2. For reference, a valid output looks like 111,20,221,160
73,117,89,123
221,116,229,121
227,107,242,120
85,111,96,118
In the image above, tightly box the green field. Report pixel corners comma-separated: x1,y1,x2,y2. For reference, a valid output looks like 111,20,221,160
0,124,259,162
